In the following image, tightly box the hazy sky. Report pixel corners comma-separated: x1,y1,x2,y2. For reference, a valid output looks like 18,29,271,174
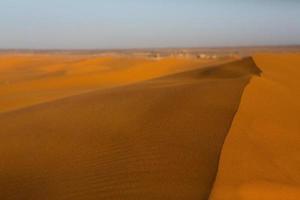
1,0,299,49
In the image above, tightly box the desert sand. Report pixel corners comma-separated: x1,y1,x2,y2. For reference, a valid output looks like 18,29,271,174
210,53,300,200
0,51,299,199
0,54,260,199
0,54,229,113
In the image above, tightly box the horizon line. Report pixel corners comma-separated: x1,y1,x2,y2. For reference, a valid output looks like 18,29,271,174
1,44,300,52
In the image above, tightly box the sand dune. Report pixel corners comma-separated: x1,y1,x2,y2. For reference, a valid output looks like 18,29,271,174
0,58,260,199
210,53,300,200
0,54,227,113
2,53,298,199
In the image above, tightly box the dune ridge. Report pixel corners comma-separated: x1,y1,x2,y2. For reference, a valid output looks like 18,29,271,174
0,58,260,200
210,53,300,200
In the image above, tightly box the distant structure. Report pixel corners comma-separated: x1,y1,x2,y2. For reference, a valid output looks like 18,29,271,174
197,53,218,60
148,52,161,60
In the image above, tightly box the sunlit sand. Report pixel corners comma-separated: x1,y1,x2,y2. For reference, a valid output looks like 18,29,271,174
0,50,299,199
210,53,300,200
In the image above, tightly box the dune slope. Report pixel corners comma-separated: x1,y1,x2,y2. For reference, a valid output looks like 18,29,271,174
210,53,300,200
0,58,260,200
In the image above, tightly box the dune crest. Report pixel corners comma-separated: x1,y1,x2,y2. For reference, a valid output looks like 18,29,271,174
210,53,300,200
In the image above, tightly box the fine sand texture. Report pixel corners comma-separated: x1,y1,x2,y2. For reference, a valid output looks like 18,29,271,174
0,54,226,113
210,53,300,200
0,58,260,199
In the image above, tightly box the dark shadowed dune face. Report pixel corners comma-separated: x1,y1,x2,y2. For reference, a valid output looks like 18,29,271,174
165,57,261,80
0,58,260,200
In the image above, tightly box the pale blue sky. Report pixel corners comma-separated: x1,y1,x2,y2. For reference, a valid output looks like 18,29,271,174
0,0,299,49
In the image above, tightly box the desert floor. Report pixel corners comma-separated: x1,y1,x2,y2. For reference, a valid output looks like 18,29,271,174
0,52,299,199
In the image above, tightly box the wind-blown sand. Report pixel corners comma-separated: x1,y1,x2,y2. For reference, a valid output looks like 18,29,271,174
0,57,260,200
210,53,300,200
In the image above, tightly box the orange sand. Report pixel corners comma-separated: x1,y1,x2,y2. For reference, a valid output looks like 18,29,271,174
0,54,227,113
1,52,299,199
0,57,259,200
210,53,300,200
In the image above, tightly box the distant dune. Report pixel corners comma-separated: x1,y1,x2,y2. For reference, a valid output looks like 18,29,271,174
0,57,260,199
0,54,230,113
210,53,300,200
